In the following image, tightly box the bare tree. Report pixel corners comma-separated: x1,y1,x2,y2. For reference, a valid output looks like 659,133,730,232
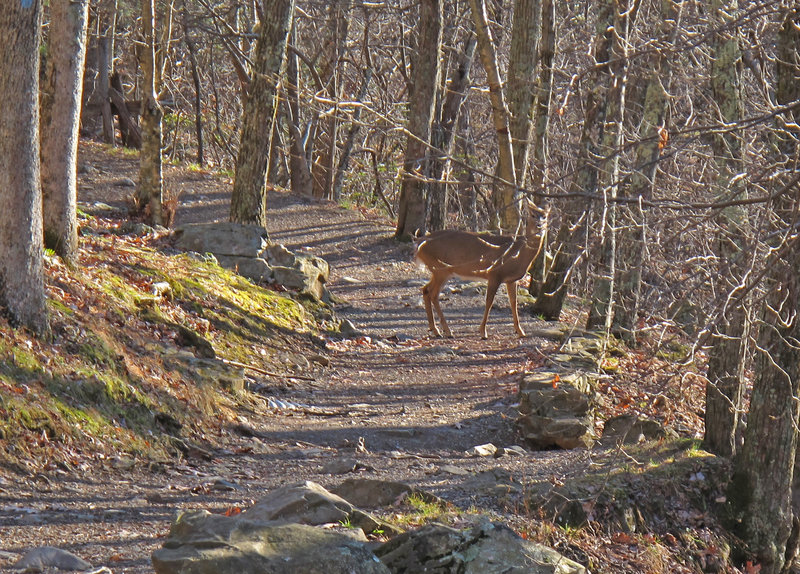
40,0,90,262
395,0,443,240
230,0,295,226
136,0,164,226
0,0,49,336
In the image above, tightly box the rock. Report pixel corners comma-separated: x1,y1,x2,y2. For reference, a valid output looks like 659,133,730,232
466,443,498,457
271,253,330,301
12,546,92,571
321,457,360,475
152,510,389,574
463,468,522,495
517,414,596,450
517,371,597,449
339,319,362,337
113,177,136,187
115,221,155,236
242,481,390,536
214,254,273,283
173,222,269,258
600,414,674,446
375,521,587,574
439,464,470,476
78,201,119,217
263,244,297,266
332,478,442,509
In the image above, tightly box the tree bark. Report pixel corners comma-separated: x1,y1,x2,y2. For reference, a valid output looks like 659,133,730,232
428,31,476,231
395,0,443,241
311,0,352,200
0,0,49,336
40,0,89,262
182,1,203,166
506,0,540,190
468,0,518,231
727,10,799,572
136,0,164,226
586,0,639,332
703,0,748,459
530,0,612,320
285,30,313,197
230,0,295,226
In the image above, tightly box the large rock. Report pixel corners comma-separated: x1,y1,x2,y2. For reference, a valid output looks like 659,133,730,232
271,254,330,301
152,510,389,574
215,254,273,283
243,481,392,536
375,521,587,574
517,372,596,449
173,222,269,258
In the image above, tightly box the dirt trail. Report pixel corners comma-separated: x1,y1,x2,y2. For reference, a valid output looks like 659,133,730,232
0,143,594,573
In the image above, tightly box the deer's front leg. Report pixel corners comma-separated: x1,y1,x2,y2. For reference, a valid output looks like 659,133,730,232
479,279,501,339
507,280,526,337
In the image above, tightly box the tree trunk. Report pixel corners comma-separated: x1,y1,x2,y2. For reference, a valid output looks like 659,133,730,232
428,32,476,231
703,0,748,459
527,0,554,296
468,0,518,231
507,0,540,190
312,0,351,200
586,0,638,332
230,0,294,226
531,0,611,320
727,10,799,572
333,67,373,203
395,0,443,241
0,0,49,336
136,0,164,226
285,32,313,197
182,1,203,166
40,0,90,263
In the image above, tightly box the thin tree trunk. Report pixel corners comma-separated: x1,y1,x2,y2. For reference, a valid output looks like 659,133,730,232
428,32,476,231
395,0,443,241
312,0,351,200
136,0,164,226
586,0,638,332
531,0,612,320
285,29,313,197
613,0,681,341
468,0,518,231
0,0,49,336
41,0,90,262
527,0,554,297
333,67,373,203
230,0,294,226
182,1,203,166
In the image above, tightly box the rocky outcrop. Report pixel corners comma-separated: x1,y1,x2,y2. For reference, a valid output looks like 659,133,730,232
172,222,330,301
375,521,587,574
152,480,588,574
152,510,389,574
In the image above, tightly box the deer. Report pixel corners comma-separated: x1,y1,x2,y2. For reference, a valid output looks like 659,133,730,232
414,201,548,339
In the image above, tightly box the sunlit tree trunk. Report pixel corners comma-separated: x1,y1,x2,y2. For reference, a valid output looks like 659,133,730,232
230,0,294,225
468,0,518,231
136,0,164,226
41,0,90,262
0,0,49,336
703,0,748,458
395,0,443,241
507,0,540,190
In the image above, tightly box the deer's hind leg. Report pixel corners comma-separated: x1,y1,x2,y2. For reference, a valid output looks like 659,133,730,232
423,271,453,337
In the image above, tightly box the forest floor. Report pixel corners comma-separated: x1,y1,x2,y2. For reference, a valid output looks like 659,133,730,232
0,142,736,573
